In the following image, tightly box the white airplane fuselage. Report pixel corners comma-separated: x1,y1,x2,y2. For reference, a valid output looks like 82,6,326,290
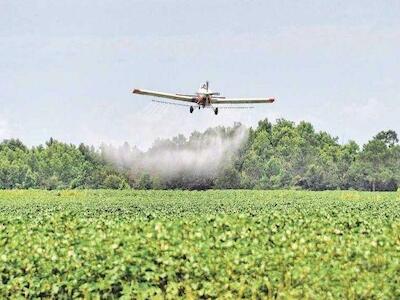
195,84,214,107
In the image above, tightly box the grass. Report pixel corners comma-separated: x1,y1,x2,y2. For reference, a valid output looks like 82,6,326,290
0,190,399,299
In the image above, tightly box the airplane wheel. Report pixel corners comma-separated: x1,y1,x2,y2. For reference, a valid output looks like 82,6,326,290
190,106,194,113
214,107,218,115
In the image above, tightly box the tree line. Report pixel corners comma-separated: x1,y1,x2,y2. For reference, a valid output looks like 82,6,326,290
0,119,399,191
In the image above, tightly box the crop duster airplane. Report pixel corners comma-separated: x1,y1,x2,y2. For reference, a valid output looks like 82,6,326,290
132,81,275,115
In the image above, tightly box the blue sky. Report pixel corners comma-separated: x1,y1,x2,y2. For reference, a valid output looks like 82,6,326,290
1,1,399,149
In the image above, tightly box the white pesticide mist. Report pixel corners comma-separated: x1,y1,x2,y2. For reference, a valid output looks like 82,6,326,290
102,124,249,181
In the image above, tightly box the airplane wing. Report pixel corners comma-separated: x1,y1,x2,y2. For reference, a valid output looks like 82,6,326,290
212,97,275,104
132,89,196,103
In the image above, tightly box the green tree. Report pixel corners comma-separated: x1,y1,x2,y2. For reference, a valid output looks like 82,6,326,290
138,174,153,190
215,166,241,189
359,131,399,191
103,174,128,189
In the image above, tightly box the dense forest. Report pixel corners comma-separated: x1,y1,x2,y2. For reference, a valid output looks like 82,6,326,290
1,119,399,191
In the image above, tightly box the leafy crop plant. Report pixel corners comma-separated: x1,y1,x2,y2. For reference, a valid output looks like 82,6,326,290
0,190,399,299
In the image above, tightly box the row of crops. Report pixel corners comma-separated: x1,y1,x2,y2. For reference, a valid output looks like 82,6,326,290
0,190,399,298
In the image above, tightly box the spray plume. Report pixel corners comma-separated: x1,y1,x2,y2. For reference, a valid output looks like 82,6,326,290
101,123,248,186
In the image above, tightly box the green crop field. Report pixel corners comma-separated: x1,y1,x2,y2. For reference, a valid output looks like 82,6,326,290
0,190,400,299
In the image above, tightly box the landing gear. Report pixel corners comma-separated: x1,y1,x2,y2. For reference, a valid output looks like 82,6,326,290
190,106,194,113
214,107,218,115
